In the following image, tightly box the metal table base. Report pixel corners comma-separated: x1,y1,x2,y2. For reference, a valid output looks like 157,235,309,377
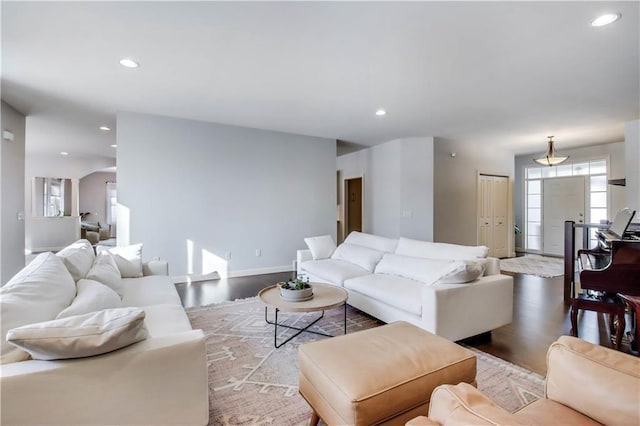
264,303,347,348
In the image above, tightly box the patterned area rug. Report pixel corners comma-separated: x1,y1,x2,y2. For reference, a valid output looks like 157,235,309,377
500,255,564,277
187,298,545,425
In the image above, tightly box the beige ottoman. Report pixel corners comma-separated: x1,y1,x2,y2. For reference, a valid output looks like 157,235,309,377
298,321,476,426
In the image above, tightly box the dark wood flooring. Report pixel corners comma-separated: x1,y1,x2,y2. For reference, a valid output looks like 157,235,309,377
176,270,633,376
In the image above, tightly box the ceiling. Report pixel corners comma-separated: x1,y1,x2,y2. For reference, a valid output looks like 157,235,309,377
2,1,638,160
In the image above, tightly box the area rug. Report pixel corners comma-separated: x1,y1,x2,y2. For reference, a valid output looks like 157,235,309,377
187,298,545,426
500,255,564,277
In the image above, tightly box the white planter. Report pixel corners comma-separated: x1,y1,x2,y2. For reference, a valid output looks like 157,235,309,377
279,286,313,301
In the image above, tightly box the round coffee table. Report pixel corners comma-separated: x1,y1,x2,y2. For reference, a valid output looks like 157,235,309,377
258,283,348,348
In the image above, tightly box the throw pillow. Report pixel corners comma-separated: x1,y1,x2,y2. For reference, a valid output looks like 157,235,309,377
304,235,336,260
96,244,143,278
374,253,460,285
56,239,96,282
6,307,148,361
1,252,76,364
331,243,384,272
56,279,123,319
436,260,487,284
86,254,124,298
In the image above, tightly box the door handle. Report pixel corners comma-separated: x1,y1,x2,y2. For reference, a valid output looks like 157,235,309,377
484,222,489,225
498,222,503,225
579,213,584,217
579,220,584,223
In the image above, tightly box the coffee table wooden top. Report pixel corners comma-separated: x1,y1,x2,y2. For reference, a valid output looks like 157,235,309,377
258,283,348,313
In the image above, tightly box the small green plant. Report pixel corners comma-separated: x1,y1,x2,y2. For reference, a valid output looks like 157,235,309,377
279,276,310,290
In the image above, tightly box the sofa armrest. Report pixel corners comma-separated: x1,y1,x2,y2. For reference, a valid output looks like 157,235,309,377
428,383,520,426
297,249,312,275
1,330,209,425
545,335,640,425
484,257,500,276
143,260,169,276
422,274,513,341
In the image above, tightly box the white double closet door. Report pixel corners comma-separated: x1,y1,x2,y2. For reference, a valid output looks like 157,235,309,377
478,175,509,258
542,176,586,256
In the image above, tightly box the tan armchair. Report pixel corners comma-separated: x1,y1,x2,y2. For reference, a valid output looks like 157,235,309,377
408,336,639,426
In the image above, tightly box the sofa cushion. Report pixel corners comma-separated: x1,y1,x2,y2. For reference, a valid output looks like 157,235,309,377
6,307,148,361
344,274,423,316
375,253,460,285
121,275,182,307
141,304,193,337
56,239,96,282
86,254,124,297
300,259,370,286
344,231,398,253
331,243,384,272
56,279,123,319
1,252,76,364
97,243,143,278
304,235,336,260
437,260,487,284
396,237,489,260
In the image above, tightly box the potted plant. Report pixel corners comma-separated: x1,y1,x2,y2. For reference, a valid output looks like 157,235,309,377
278,276,313,301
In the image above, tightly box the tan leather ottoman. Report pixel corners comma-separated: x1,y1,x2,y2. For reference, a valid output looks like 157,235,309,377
298,321,476,426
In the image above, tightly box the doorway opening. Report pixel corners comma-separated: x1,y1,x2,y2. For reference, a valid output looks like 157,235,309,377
344,177,363,239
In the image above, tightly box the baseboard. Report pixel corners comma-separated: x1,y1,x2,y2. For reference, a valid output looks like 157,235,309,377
227,265,294,278
172,272,220,284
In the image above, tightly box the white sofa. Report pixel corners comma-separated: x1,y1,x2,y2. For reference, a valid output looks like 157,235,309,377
0,240,209,426
297,232,513,341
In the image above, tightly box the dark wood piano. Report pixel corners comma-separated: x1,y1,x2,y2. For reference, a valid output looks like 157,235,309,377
565,220,640,350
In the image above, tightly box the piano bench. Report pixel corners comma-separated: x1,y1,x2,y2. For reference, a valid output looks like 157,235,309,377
571,293,626,350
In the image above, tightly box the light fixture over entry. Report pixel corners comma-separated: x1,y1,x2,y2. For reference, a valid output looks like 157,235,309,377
533,136,569,167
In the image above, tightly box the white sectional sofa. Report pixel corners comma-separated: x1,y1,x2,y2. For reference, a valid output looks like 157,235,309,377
297,232,513,341
0,240,208,426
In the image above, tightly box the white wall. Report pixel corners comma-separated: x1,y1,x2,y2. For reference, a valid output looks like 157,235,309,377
514,141,626,249
116,112,336,278
626,120,640,213
337,137,434,241
79,171,116,225
1,101,26,285
434,138,515,254
24,154,115,251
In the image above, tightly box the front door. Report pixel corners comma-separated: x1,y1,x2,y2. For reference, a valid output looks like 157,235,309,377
543,176,586,256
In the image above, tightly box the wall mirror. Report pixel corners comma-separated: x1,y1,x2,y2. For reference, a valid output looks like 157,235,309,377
32,177,73,217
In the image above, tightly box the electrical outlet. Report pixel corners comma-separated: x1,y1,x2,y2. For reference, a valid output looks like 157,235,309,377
255,249,262,257
225,252,231,260
17,211,25,221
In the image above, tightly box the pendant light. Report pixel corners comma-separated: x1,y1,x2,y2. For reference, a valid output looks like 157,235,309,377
533,136,569,167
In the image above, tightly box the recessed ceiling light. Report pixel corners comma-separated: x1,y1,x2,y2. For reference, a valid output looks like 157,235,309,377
60,151,69,156
119,58,139,68
375,109,387,116
111,144,117,148
591,13,621,27
99,126,111,131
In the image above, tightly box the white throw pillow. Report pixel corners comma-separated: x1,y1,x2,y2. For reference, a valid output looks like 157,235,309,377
374,253,460,285
56,279,123,319
395,237,489,260
344,232,399,253
56,239,96,282
97,244,143,278
304,235,336,260
331,243,384,272
436,260,487,284
86,254,124,298
7,307,148,361
1,252,76,364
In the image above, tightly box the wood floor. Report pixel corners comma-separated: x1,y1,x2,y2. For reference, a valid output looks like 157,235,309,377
176,270,633,376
